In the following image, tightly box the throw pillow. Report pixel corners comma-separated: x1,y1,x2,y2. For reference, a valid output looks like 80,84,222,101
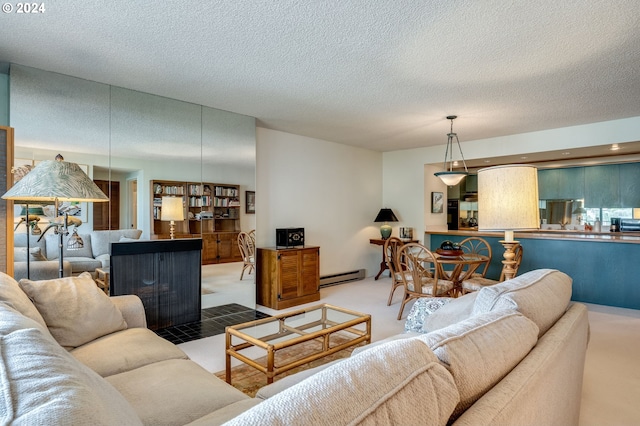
418,309,539,419
471,269,572,336
119,236,138,242
14,247,47,262
18,272,127,348
404,297,452,333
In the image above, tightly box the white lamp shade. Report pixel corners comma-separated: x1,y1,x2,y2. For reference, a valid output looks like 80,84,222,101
161,196,184,221
2,158,109,202
435,171,468,186
478,165,540,235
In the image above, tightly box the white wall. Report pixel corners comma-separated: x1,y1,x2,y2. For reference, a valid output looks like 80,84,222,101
384,116,640,237
256,128,382,277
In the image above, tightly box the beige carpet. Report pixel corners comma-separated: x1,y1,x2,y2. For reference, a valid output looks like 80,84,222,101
214,334,366,397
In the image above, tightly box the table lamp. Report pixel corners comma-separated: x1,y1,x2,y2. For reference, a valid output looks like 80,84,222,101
374,208,398,239
478,165,539,280
2,154,109,278
161,196,184,239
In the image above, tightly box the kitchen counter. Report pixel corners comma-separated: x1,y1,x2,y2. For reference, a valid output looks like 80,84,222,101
425,230,640,310
431,229,640,244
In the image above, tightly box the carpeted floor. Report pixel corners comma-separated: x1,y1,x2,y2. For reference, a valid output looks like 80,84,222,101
214,333,367,397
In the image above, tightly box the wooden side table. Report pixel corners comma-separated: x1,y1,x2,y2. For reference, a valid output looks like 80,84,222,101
95,267,110,295
369,238,419,280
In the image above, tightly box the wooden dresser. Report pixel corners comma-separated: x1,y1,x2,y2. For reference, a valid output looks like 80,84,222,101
256,246,320,309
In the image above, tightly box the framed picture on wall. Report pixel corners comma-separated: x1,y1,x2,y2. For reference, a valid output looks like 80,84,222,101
431,191,444,214
246,191,255,214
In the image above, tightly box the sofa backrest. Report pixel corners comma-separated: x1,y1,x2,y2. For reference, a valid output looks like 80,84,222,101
471,269,572,337
90,229,143,258
225,336,460,426
13,233,47,253
419,309,539,420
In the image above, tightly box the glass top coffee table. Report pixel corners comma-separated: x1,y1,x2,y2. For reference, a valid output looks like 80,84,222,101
225,303,371,384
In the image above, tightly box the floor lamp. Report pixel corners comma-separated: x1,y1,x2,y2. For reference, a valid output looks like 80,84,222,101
2,154,109,278
478,165,540,280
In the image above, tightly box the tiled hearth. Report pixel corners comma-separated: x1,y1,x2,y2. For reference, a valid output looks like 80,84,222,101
155,303,270,344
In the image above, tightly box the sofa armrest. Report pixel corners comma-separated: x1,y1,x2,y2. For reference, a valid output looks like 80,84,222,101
110,295,147,328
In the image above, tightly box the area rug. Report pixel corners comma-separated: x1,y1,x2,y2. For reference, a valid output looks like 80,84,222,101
214,334,367,397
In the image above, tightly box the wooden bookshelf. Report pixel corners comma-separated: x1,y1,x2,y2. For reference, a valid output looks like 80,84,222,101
150,180,242,264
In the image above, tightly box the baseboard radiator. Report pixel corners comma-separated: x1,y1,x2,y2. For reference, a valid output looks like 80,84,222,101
319,269,366,288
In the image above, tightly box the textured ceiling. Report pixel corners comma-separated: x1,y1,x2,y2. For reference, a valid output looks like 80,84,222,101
1,0,640,154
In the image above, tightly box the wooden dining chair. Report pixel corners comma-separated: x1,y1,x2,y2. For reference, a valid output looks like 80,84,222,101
460,244,524,294
396,243,455,320
439,237,492,281
237,231,255,280
383,237,404,306
460,237,492,278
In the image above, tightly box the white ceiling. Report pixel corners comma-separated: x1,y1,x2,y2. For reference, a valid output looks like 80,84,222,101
1,0,640,153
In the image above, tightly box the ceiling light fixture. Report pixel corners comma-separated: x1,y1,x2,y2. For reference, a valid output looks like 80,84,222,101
434,115,468,186
610,144,620,151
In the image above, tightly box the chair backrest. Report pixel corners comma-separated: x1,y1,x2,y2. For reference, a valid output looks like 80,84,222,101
396,243,440,295
460,237,492,277
237,231,254,261
383,237,403,277
498,244,524,281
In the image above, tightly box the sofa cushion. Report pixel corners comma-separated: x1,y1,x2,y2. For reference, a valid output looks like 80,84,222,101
0,272,48,331
45,233,94,260
184,399,263,426
18,272,127,348
106,359,249,426
71,327,189,377
64,256,103,274
0,327,142,425
471,269,572,336
14,246,47,261
421,291,479,333
418,309,539,419
224,337,460,426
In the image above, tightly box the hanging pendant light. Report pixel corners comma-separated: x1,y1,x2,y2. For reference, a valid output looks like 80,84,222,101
434,115,468,186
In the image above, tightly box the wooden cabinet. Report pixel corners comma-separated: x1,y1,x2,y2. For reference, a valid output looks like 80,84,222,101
256,246,320,310
202,232,242,264
151,179,241,264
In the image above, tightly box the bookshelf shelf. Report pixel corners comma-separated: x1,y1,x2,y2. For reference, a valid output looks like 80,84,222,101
150,179,242,264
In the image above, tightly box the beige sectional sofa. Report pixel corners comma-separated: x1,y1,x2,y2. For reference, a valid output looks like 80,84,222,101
13,228,142,280
0,268,589,425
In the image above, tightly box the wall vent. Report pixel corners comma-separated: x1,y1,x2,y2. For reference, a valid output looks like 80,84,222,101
319,269,366,288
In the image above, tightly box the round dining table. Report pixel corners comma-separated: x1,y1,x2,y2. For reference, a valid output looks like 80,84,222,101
434,253,490,296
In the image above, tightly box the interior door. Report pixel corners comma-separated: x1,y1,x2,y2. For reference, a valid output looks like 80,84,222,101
93,179,120,230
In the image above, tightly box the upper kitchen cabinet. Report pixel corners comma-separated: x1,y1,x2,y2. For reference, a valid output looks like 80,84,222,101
465,174,478,192
446,174,477,200
619,163,640,208
584,165,620,207
538,167,584,200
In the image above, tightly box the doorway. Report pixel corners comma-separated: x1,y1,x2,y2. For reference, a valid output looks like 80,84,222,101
93,180,120,230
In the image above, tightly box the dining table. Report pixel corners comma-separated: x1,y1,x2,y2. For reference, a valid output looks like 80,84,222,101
433,252,490,296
